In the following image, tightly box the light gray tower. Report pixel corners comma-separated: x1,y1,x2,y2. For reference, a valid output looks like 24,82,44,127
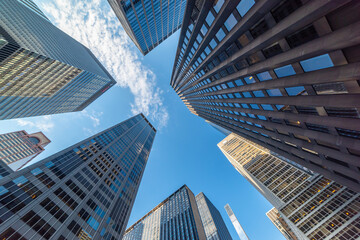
0,114,156,239
196,192,232,240
224,204,249,240
0,0,116,120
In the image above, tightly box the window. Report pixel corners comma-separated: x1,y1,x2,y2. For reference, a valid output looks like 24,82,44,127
237,0,255,17
257,71,272,81
266,89,282,96
286,25,318,48
205,12,215,26
243,92,252,98
244,76,255,84
262,43,283,58
216,28,226,42
285,86,306,96
261,104,273,110
201,24,208,35
313,82,347,95
214,0,224,12
87,216,100,230
210,39,217,49
253,90,265,97
271,0,303,23
274,64,296,77
300,54,334,72
225,14,237,31
250,19,269,39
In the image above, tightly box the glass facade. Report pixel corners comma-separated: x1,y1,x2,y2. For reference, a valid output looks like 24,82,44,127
0,114,156,239
0,0,116,120
123,185,206,240
171,0,360,191
196,192,232,240
219,133,360,240
0,130,50,171
108,0,187,55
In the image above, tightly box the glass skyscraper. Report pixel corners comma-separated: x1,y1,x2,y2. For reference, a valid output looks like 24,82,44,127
219,133,360,240
0,0,116,120
196,192,232,240
0,130,50,171
0,114,156,240
108,0,188,55
123,185,206,240
170,0,360,190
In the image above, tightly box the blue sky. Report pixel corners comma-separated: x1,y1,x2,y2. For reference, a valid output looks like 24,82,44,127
0,0,286,239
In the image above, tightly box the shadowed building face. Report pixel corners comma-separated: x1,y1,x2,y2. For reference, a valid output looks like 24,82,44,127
0,114,156,239
171,0,360,191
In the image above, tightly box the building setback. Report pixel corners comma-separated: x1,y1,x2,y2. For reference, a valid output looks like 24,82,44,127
219,133,360,240
267,207,298,240
0,114,156,240
0,0,116,120
123,185,206,240
108,0,188,55
0,130,50,171
196,192,232,240
170,0,360,190
224,204,249,240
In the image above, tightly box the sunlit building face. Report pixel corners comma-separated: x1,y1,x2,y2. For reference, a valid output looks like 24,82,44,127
0,0,116,120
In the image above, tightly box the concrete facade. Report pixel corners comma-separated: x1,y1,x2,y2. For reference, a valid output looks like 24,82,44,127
171,0,360,191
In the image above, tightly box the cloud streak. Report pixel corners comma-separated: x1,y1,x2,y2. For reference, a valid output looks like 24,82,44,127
17,116,55,132
40,0,169,129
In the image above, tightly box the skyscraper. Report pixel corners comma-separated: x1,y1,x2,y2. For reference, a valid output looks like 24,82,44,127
0,130,50,171
196,192,232,240
224,204,249,240
0,114,156,240
0,0,116,120
170,0,360,190
266,208,298,240
219,133,360,240
123,185,206,240
108,0,188,55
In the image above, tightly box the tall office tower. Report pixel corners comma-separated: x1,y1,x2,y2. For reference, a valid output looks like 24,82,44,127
267,208,298,240
0,0,116,120
219,133,360,240
170,0,360,190
0,130,50,171
224,204,249,240
108,0,188,55
0,114,156,240
123,185,206,240
196,192,232,240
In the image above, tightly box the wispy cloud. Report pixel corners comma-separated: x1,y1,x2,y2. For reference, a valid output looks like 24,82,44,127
16,116,55,132
80,110,103,128
39,0,169,129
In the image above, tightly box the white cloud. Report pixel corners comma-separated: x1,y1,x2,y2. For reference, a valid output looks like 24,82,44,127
79,110,103,128
39,0,169,129
16,116,55,132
